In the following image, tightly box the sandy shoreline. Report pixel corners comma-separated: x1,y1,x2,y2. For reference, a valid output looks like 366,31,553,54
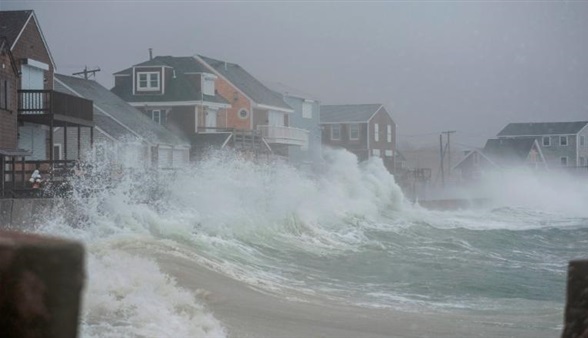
151,252,559,338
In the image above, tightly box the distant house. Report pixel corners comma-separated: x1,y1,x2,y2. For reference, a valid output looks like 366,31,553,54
0,10,94,196
320,104,396,172
265,82,321,167
497,121,588,168
56,74,190,169
454,137,546,182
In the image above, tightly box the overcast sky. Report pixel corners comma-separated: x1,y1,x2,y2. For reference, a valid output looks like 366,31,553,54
3,0,588,149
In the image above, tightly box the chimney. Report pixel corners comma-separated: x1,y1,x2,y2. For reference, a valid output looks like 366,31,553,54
148,48,153,60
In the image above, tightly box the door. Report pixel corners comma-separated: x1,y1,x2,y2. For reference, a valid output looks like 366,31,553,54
18,65,47,160
205,108,217,132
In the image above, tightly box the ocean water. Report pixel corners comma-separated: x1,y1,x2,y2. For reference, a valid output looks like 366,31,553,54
35,148,587,337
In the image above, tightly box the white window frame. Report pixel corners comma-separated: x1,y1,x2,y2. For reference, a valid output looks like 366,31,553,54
560,156,568,166
302,101,312,119
372,149,381,157
374,123,379,142
331,125,341,141
543,136,551,147
53,143,62,160
580,135,585,146
560,135,568,146
349,124,360,140
385,150,393,157
151,109,162,124
580,156,586,167
387,124,392,143
238,109,249,120
137,71,160,91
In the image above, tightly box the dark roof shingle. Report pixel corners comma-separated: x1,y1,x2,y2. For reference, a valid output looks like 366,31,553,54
0,10,32,48
198,55,292,111
320,104,384,123
497,121,588,136
483,138,538,165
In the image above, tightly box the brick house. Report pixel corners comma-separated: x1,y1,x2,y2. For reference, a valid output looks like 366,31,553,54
0,10,94,196
497,121,588,169
320,104,396,173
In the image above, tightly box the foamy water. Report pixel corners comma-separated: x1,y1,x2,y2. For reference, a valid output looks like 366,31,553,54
34,147,587,336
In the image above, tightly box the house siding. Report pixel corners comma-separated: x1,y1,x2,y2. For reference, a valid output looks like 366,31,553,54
577,128,588,166
213,75,251,130
0,52,18,149
11,17,54,90
284,97,321,166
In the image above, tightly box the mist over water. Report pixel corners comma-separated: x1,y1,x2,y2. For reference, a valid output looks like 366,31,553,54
34,147,587,336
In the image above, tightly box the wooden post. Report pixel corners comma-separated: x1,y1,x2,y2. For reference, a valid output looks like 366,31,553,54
0,231,85,338
562,259,588,338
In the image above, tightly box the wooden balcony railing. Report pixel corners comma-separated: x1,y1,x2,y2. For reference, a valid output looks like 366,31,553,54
257,125,309,147
18,90,93,122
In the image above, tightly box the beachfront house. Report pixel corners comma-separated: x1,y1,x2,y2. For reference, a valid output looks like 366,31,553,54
265,82,320,167
0,10,94,196
453,137,547,182
497,121,588,170
320,104,396,173
55,74,190,169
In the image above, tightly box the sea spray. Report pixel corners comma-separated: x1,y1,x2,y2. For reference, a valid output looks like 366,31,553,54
29,146,588,337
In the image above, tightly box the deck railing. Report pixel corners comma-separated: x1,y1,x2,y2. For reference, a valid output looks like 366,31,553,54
18,90,93,121
257,125,309,147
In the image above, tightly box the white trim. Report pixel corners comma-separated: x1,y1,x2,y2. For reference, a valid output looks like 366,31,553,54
136,71,160,91
53,143,62,160
24,58,49,71
452,149,497,171
256,103,294,114
185,72,218,79
559,135,568,146
132,66,136,95
11,12,56,70
128,101,230,109
366,104,385,123
114,73,131,77
560,156,569,166
542,136,551,147
161,66,165,94
330,125,341,141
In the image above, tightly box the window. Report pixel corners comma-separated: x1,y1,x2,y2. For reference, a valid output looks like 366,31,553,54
542,136,551,146
0,79,8,110
53,144,62,160
561,156,568,166
372,149,381,157
331,125,341,140
560,136,568,146
137,72,160,91
302,101,312,119
385,150,393,157
349,124,359,140
151,109,162,124
374,123,379,142
387,125,392,143
238,109,249,119
580,157,586,167
580,135,585,146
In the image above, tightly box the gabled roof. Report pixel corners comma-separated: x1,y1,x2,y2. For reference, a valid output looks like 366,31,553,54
197,55,293,112
55,74,189,147
111,56,228,106
0,10,55,69
483,137,541,166
320,104,385,123
497,121,588,136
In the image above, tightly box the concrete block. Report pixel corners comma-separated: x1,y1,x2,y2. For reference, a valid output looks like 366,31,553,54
0,231,85,338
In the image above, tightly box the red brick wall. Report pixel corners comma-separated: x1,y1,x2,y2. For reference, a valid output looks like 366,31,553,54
214,76,251,130
0,53,18,148
11,17,54,90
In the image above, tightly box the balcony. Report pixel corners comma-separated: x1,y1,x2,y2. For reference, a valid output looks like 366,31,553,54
257,125,309,147
18,90,94,127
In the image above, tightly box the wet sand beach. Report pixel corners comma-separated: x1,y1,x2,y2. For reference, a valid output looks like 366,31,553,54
153,252,558,338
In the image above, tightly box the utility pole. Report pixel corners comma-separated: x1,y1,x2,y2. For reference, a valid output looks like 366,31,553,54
439,133,445,188
72,66,101,80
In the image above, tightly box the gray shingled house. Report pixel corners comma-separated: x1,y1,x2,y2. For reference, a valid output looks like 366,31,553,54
454,138,546,182
497,121,588,168
55,74,190,169
320,104,396,173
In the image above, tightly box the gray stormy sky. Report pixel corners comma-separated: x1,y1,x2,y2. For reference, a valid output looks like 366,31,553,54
2,0,588,149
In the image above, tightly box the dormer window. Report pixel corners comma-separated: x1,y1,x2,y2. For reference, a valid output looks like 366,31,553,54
137,72,160,91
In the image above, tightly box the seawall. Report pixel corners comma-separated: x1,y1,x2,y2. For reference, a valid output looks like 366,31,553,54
0,198,81,230
417,198,491,210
